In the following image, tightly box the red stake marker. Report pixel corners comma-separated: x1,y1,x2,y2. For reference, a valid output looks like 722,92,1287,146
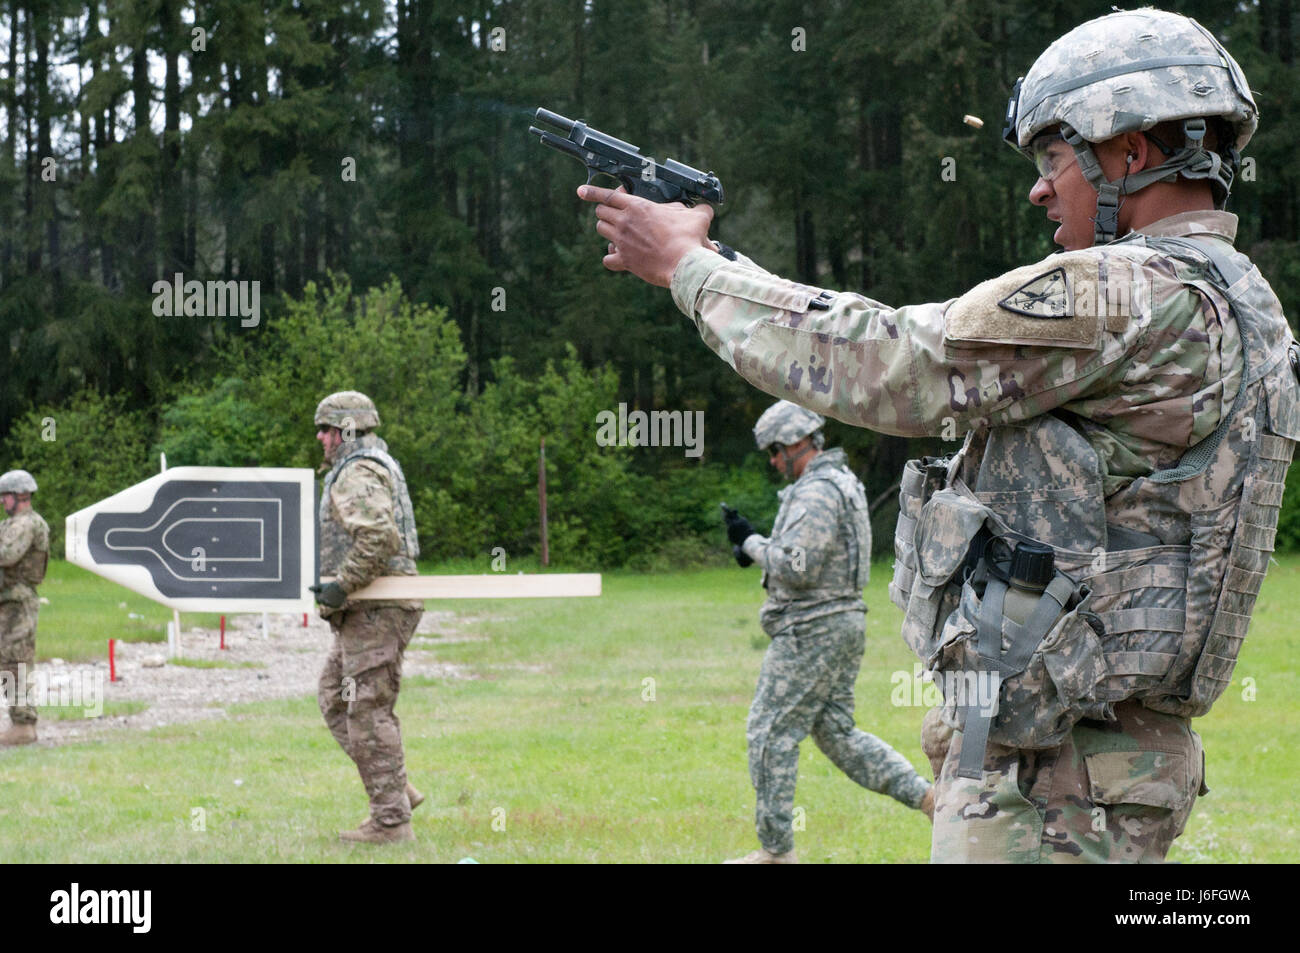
108,639,117,682
220,615,226,650
303,613,308,628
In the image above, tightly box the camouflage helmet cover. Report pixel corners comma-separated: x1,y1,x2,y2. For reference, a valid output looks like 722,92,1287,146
314,391,380,431
1005,8,1257,153
753,400,825,450
0,469,37,493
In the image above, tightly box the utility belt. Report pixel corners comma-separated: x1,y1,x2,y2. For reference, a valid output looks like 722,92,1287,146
759,594,866,638
890,459,1194,780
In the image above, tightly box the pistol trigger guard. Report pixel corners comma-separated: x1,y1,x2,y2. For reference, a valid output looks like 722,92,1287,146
616,172,635,194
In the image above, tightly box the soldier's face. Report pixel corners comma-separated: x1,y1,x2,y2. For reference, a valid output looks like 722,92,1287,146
316,426,344,462
768,439,812,480
1028,137,1095,250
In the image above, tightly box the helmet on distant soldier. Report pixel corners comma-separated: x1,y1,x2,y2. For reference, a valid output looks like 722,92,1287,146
753,400,825,452
0,469,37,494
314,391,380,432
1003,8,1258,243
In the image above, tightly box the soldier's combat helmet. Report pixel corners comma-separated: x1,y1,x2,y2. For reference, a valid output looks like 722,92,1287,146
0,469,37,494
1003,8,1257,244
753,400,825,452
314,391,380,432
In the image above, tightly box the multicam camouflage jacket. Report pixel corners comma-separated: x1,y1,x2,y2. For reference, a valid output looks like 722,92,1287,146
0,509,50,604
673,210,1299,747
320,433,420,611
741,447,871,636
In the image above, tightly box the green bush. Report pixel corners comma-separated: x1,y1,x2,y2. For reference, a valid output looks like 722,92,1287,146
156,377,270,467
158,274,469,550
1,390,154,554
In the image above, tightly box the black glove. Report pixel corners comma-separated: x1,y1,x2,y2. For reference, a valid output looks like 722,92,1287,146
309,582,347,608
722,506,756,547
732,545,754,568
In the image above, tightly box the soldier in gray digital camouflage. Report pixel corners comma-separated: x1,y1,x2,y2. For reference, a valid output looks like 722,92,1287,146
311,391,425,844
721,400,933,864
0,469,49,746
580,9,1298,862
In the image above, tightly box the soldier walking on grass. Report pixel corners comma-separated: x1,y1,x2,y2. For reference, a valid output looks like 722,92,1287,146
722,401,933,864
0,470,49,747
310,392,425,844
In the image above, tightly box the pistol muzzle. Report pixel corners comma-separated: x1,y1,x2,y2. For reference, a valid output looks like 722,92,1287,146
534,108,576,132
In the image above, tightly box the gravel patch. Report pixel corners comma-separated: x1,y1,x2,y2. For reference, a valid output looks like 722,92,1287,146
17,610,482,748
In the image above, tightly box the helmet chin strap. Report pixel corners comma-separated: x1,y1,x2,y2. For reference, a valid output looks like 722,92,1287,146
1062,119,1236,245
777,442,816,480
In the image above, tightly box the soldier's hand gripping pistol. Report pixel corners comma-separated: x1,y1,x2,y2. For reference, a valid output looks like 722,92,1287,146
721,503,755,568
530,108,724,207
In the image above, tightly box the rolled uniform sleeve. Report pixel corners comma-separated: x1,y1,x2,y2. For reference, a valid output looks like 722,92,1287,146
740,480,841,589
669,245,1232,451
328,461,402,593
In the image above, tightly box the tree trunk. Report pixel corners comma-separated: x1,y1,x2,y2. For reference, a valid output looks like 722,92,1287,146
160,0,184,275
131,35,155,289
2,0,20,286
35,6,58,291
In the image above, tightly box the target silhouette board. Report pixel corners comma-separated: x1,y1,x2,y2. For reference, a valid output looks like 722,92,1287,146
66,467,316,613
66,466,602,613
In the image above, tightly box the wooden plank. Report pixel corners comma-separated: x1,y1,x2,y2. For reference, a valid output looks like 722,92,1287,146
322,573,602,600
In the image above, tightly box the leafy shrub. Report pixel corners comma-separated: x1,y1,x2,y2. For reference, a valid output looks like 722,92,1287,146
1,391,153,554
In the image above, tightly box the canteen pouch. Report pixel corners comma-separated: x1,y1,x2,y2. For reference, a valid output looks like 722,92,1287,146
934,567,1111,778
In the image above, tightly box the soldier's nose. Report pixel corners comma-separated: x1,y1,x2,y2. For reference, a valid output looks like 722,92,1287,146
1029,176,1053,206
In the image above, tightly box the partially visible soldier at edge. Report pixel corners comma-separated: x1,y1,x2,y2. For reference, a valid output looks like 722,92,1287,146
311,392,425,844
0,470,50,746
579,8,1299,862
723,400,932,864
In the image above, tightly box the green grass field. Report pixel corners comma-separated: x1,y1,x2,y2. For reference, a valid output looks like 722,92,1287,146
1,556,1296,863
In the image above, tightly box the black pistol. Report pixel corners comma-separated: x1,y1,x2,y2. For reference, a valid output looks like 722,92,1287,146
530,108,724,206
720,502,754,568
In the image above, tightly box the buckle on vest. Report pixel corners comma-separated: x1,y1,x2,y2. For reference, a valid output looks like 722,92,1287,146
921,454,955,498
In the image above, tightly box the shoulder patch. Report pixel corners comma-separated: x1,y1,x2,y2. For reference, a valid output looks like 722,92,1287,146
945,253,1109,349
998,268,1070,318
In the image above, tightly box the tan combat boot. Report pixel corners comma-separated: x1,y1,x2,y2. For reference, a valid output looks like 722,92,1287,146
723,847,798,864
357,782,424,827
921,787,935,821
0,723,36,746
339,819,415,844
